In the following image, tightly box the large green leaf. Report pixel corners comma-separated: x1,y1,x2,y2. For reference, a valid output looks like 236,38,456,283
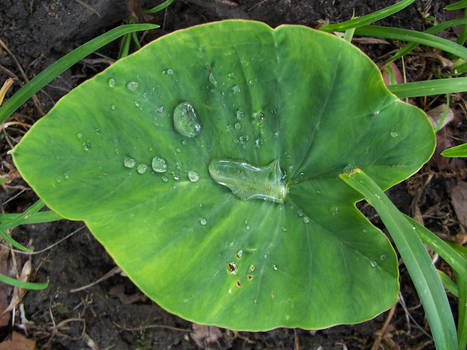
11,20,435,330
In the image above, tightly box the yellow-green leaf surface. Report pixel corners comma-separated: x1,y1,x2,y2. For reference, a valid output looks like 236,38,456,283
12,20,435,330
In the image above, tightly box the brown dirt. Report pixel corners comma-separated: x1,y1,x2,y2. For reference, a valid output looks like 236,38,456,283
0,1,464,349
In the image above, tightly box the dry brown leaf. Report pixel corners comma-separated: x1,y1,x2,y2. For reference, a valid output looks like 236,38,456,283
450,181,467,228
427,104,454,131
0,331,35,350
3,260,32,314
191,324,222,348
382,62,403,86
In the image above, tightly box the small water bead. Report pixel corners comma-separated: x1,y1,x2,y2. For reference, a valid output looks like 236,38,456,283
380,254,386,261
175,148,181,153
137,164,148,174
297,208,304,217
173,102,202,138
227,72,236,80
235,250,243,259
108,78,116,87
64,173,70,180
76,133,83,139
123,157,136,168
303,216,310,224
331,206,339,216
235,280,242,288
227,262,238,275
56,176,62,183
255,138,263,147
370,260,377,268
238,135,249,144
208,72,218,87
390,131,399,138
161,176,169,182
273,265,278,271
247,275,254,281
200,217,207,225
234,122,241,130
111,104,116,111
151,156,167,173
232,85,240,94
156,106,164,113
249,264,256,272
83,141,91,151
188,170,200,183
252,111,264,123
236,110,245,120
126,81,139,91
173,174,180,181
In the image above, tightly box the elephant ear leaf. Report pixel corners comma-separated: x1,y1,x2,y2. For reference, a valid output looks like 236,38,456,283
12,20,435,330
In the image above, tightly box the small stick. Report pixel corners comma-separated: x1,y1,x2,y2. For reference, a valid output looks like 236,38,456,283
371,303,397,350
70,266,121,293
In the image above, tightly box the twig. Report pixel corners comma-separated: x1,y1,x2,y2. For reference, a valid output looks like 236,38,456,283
371,303,397,350
70,266,121,293
74,0,101,17
113,321,190,333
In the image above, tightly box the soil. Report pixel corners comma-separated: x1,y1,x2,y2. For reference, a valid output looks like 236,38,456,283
0,0,465,349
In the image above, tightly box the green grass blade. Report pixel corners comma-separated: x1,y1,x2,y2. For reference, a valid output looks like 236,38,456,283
387,18,467,63
435,95,450,133
339,168,458,350
320,0,415,32
0,272,48,290
405,215,467,277
438,270,458,297
143,0,174,14
0,24,158,125
456,271,467,349
118,33,132,58
354,25,467,60
445,0,467,10
388,77,467,98
344,27,356,42
0,210,63,229
441,143,467,157
459,9,467,45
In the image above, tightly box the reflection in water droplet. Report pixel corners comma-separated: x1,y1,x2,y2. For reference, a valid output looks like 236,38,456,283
167,68,174,75
252,111,264,123
303,216,310,224
173,102,202,138
273,265,278,271
331,206,339,216
123,157,136,168
156,106,164,113
161,176,169,183
249,265,255,272
236,250,243,259
370,260,377,268
108,78,116,87
151,156,167,173
200,217,207,225
137,164,148,174
126,81,139,91
390,131,399,138
208,159,287,203
188,170,200,182
236,110,245,120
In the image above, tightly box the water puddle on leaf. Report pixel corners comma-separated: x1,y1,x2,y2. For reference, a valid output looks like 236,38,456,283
173,102,202,138
208,159,287,203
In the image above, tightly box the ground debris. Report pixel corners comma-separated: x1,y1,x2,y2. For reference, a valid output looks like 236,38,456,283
191,323,222,348
0,331,35,350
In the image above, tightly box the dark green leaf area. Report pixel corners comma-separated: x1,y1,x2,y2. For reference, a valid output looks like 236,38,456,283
13,20,434,330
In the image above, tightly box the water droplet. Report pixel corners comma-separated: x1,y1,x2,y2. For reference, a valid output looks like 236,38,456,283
297,209,304,217
390,131,399,138
234,122,241,130
273,265,278,271
76,133,83,139
252,111,264,123
151,156,167,173
95,128,102,134
175,148,181,153
373,110,380,116
123,157,136,168
167,68,174,75
236,110,245,120
247,275,253,281
248,79,254,85
235,280,241,288
281,227,287,232
227,72,236,80
412,226,416,230
235,250,243,259
370,260,377,268
156,106,164,113
111,104,116,111
64,173,70,180
134,101,142,110
232,85,240,94
56,176,62,183
255,138,263,147
249,265,255,272
200,217,207,225
188,170,200,182
161,176,169,182
173,102,202,138
227,262,238,275
208,72,218,87
137,164,148,174
126,81,139,91
331,206,339,216
238,135,249,144
208,159,287,203
108,78,116,87
246,225,250,230
228,289,232,294
380,254,386,261
303,216,310,224
83,141,91,151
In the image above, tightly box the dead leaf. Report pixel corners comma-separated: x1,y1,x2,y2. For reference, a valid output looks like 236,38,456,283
382,62,403,86
427,104,454,131
191,324,222,348
0,331,35,350
3,260,32,315
450,181,467,228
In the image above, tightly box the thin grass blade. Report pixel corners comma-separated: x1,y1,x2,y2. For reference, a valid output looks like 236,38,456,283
445,0,467,10
320,0,415,32
386,18,467,63
0,210,63,229
0,24,158,124
339,168,458,350
405,215,467,276
143,0,174,14
438,270,459,297
441,143,467,157
388,77,467,98
354,25,467,60
0,272,48,290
